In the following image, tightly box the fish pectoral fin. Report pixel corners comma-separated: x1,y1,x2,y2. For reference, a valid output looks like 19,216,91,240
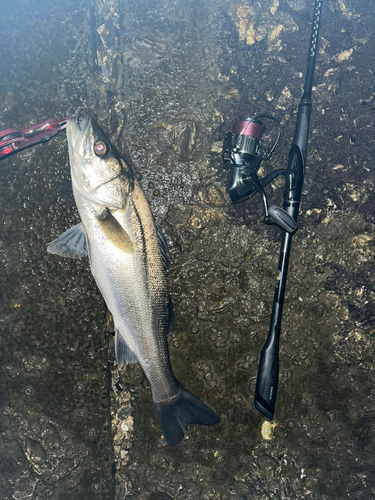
115,329,138,367
47,223,88,259
97,211,135,254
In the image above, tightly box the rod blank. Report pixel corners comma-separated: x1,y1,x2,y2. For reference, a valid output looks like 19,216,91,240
254,0,323,420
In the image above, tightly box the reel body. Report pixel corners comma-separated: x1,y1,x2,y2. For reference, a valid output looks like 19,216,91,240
222,116,296,233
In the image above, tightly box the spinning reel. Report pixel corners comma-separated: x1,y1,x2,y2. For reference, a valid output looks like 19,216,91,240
222,115,296,233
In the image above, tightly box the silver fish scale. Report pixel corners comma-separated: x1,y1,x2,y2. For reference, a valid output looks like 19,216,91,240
60,114,219,446
78,180,178,403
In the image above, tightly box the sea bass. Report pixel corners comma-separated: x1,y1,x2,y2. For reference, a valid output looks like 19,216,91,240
47,114,220,446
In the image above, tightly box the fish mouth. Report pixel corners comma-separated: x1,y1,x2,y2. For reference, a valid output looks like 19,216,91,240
65,113,128,210
66,114,92,158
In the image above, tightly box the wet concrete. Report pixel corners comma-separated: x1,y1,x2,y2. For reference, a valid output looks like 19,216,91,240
0,0,375,499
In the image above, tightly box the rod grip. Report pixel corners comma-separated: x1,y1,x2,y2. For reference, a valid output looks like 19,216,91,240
254,302,280,420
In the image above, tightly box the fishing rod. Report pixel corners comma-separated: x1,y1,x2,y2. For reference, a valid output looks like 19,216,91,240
222,0,323,420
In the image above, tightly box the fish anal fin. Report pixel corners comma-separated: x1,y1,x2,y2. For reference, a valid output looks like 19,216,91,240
115,329,138,367
47,223,88,259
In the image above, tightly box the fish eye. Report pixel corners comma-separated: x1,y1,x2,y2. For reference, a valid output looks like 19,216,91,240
94,140,110,157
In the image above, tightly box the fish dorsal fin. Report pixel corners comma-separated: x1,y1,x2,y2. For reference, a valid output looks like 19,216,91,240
115,329,138,367
47,223,88,259
153,221,174,336
166,297,174,337
154,221,171,271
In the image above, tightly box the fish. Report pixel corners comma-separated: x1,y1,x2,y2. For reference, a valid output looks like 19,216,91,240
47,113,220,446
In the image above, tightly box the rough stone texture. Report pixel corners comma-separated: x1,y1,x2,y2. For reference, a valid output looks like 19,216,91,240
0,0,374,499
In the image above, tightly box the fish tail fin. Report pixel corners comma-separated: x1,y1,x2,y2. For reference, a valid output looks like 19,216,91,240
153,383,220,447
